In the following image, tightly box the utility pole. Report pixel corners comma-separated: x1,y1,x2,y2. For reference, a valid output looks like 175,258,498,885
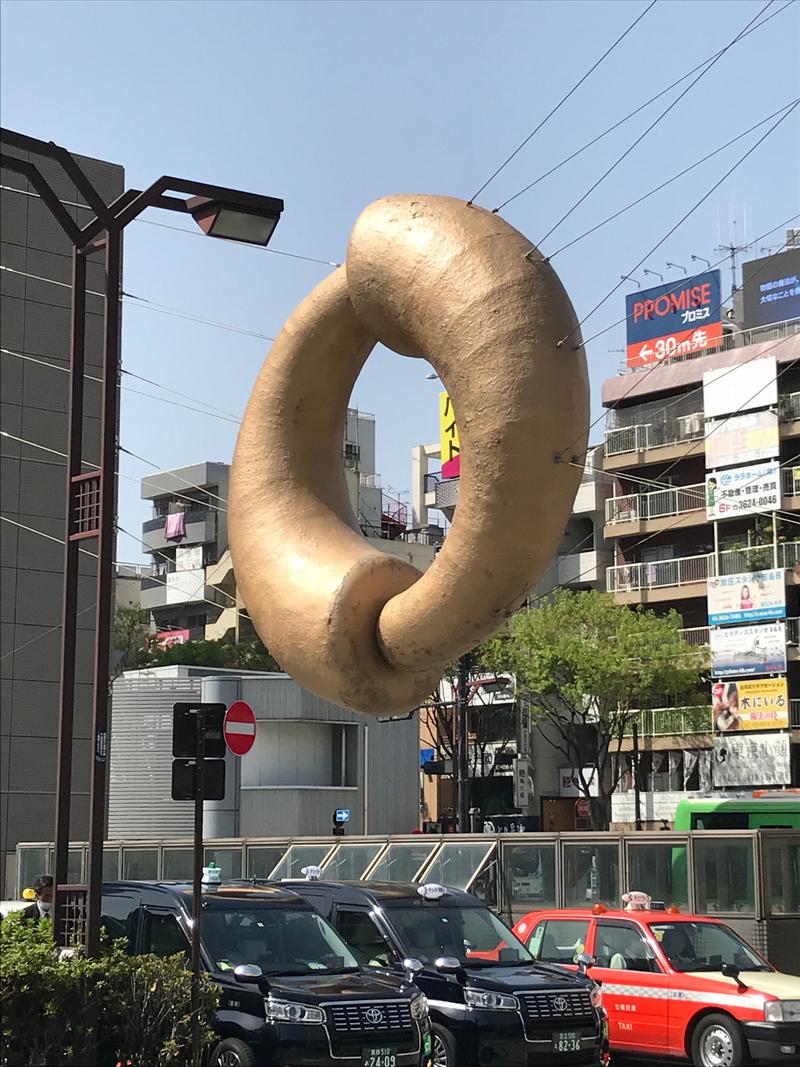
632,721,643,832
455,652,471,832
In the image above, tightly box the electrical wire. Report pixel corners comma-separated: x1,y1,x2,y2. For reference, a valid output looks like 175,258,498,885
548,100,798,260
555,101,799,343
535,0,778,249
491,0,796,213
0,183,340,268
467,0,658,205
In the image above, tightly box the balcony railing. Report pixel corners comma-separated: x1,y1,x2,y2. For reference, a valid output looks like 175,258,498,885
618,317,800,376
608,541,800,593
783,465,800,497
605,389,800,458
624,706,710,736
792,700,800,729
606,483,705,525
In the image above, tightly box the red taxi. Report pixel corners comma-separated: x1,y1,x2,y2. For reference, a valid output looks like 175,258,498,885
512,894,800,1066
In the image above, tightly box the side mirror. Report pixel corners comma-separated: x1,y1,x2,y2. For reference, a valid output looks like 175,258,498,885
435,956,463,974
576,953,595,975
403,957,424,982
721,962,748,991
234,964,264,983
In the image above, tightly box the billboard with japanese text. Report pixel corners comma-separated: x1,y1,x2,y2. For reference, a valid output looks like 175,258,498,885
625,270,722,368
704,409,779,469
712,732,791,787
711,678,789,732
741,248,800,328
705,461,780,520
709,620,786,678
439,391,460,479
707,568,786,625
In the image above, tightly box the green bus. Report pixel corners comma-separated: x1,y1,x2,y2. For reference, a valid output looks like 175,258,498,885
674,795,800,831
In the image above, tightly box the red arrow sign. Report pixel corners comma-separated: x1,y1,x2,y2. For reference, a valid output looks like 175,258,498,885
223,701,256,756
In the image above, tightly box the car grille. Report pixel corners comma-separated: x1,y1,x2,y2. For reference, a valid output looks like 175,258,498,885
328,1001,413,1033
517,989,594,1021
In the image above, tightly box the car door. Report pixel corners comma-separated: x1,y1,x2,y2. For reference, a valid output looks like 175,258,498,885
139,906,191,963
334,907,400,969
588,920,669,1054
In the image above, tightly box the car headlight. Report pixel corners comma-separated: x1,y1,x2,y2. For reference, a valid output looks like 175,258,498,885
590,983,603,1011
765,1001,800,1023
410,993,429,1020
464,988,519,1011
265,997,325,1024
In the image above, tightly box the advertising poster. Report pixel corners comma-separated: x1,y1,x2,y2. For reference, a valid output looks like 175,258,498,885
709,621,786,677
705,462,780,520
712,733,791,788
558,766,599,798
439,391,460,479
157,629,191,649
625,270,722,368
741,248,800,329
704,409,779,469
711,678,789,732
707,569,786,625
703,356,777,420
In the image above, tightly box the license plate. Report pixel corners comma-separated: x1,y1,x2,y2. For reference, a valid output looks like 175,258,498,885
552,1031,581,1053
362,1047,397,1067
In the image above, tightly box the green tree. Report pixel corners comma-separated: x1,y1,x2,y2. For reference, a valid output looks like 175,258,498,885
146,636,281,672
113,606,156,678
482,589,707,830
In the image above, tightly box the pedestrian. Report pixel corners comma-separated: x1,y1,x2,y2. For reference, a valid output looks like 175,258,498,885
21,875,54,921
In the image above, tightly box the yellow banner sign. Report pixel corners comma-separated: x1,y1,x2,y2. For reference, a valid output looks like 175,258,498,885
439,391,460,478
711,677,789,732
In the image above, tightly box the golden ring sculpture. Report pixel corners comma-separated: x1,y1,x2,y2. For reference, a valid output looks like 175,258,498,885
230,194,588,715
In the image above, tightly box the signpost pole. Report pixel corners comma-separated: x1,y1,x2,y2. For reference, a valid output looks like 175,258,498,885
632,722,643,832
456,653,470,833
191,706,205,1066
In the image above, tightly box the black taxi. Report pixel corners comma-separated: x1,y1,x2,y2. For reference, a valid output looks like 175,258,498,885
100,880,431,1066
282,875,608,1067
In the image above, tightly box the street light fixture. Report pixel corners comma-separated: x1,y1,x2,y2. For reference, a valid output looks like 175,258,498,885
643,268,664,284
665,261,687,275
0,127,283,959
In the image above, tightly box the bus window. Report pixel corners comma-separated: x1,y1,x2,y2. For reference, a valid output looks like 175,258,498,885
691,813,748,830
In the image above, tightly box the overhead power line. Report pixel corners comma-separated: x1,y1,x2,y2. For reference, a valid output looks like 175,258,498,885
535,0,779,249
467,0,658,205
492,0,795,213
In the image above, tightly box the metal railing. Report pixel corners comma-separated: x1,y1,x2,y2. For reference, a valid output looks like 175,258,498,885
791,699,800,728
605,389,800,458
618,317,800,375
624,706,709,736
609,542,800,593
783,465,800,496
606,483,705,524
680,616,799,648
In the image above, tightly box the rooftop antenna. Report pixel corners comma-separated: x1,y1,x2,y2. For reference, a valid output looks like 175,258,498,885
715,211,755,302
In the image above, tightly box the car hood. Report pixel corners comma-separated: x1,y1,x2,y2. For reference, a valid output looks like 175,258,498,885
685,971,800,1000
462,963,591,993
265,970,414,1002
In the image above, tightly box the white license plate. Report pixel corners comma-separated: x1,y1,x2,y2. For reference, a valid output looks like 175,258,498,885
553,1031,581,1053
362,1047,397,1067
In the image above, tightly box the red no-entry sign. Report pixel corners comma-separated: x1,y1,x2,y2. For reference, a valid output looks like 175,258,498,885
223,701,256,756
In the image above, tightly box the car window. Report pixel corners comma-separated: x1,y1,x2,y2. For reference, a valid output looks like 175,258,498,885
142,910,190,961
530,919,589,965
100,892,141,953
595,922,660,972
650,921,770,972
336,909,397,968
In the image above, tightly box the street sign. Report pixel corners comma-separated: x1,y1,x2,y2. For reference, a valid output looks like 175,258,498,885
171,758,226,801
334,808,350,824
576,797,590,819
172,703,226,758
513,756,530,808
223,701,257,756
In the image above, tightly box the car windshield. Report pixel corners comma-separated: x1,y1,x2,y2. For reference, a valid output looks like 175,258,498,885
386,905,533,967
201,906,359,975
651,921,771,973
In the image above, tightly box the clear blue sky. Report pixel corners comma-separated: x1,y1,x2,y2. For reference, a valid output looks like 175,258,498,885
2,0,798,560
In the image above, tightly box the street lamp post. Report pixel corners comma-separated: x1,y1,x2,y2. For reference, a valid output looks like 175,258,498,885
0,128,283,956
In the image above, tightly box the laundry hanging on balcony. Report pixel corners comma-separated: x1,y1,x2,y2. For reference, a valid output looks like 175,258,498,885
165,511,186,540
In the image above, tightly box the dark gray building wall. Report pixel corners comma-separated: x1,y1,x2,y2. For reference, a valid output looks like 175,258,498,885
0,143,124,893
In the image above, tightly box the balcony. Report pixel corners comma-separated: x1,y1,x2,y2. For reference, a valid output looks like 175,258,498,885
624,706,710,737
604,390,800,463
605,482,705,534
783,465,800,504
607,541,800,602
140,569,221,611
141,507,217,552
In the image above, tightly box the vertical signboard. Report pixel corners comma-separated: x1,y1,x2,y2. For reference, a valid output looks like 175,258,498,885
711,678,789,732
439,391,461,479
625,270,722,368
706,569,786,625
705,462,780,520
709,620,787,677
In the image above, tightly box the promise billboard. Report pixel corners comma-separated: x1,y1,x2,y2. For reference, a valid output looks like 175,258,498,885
625,270,722,368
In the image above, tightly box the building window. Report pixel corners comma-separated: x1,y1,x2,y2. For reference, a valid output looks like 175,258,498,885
241,722,359,788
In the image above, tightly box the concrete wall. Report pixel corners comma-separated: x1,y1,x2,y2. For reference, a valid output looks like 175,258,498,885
0,145,124,893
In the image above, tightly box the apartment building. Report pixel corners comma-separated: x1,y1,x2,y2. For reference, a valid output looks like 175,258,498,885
601,246,800,826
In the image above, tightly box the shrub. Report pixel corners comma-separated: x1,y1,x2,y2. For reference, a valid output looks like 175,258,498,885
0,912,218,1066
